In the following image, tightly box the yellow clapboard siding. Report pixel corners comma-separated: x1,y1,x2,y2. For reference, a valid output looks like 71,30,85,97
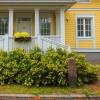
78,40,93,48
65,11,76,48
71,0,100,8
65,9,100,49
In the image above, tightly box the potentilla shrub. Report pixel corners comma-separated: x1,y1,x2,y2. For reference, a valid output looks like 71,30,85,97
76,54,98,86
0,47,99,86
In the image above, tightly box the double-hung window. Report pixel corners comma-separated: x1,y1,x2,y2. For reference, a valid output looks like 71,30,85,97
0,17,8,35
40,17,51,35
77,17,93,38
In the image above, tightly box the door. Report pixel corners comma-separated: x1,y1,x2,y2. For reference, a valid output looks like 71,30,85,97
16,17,32,34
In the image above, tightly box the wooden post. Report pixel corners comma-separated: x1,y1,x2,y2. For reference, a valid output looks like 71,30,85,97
68,58,77,87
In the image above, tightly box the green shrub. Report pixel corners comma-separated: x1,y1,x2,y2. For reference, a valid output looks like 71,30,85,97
0,47,99,87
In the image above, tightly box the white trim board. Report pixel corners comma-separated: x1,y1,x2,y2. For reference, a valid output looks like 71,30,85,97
68,8,100,11
0,0,76,3
73,48,100,53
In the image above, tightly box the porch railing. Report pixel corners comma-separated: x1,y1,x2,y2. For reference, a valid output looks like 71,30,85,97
41,37,68,51
7,35,63,52
0,35,70,52
8,36,38,51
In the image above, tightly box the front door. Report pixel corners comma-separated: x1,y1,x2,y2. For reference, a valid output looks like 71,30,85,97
16,17,32,34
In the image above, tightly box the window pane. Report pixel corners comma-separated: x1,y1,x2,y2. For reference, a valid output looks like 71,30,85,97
77,18,84,37
77,30,84,37
85,18,92,37
80,18,83,24
86,25,89,30
85,18,89,25
0,18,8,35
77,19,81,24
40,17,51,35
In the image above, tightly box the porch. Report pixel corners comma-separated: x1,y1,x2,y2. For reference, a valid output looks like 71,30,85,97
0,0,76,51
0,8,66,51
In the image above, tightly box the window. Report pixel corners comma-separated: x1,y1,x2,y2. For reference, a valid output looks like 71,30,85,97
16,17,32,34
78,0,91,3
0,17,8,35
77,17,92,38
40,17,51,35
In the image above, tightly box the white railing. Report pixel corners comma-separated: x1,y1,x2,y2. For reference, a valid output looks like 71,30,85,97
7,35,61,51
8,36,38,51
41,37,68,51
0,37,4,50
41,35,61,42
0,35,8,51
0,35,70,52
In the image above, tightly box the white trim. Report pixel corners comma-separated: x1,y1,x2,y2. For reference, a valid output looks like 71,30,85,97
73,48,100,53
93,15,96,49
75,14,96,48
68,8,100,11
76,14,95,18
35,8,40,36
77,0,91,4
8,9,13,37
0,0,76,3
0,0,76,6
60,8,65,45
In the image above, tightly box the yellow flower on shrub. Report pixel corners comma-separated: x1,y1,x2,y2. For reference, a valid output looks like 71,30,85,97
14,32,31,39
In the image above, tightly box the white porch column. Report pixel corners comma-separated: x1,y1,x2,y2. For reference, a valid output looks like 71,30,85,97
9,9,14,37
56,11,60,36
60,8,65,45
35,8,40,36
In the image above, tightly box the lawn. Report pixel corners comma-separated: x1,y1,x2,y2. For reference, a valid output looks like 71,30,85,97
0,84,100,96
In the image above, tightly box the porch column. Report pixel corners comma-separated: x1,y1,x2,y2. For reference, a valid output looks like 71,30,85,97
35,9,40,36
60,8,65,45
9,9,14,37
56,11,60,35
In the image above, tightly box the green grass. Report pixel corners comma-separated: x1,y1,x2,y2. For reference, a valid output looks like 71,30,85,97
0,85,100,96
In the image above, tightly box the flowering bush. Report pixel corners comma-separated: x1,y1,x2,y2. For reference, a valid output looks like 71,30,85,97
14,32,31,41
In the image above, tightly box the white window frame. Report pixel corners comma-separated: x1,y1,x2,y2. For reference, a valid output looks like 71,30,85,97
16,13,32,35
77,0,91,3
39,13,52,36
76,14,95,39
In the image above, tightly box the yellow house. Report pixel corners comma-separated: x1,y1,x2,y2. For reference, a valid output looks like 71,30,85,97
0,0,100,60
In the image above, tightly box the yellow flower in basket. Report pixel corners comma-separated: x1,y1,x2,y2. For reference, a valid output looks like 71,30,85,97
14,32,31,41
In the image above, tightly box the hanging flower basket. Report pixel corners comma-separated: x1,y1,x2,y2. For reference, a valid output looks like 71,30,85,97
14,32,31,42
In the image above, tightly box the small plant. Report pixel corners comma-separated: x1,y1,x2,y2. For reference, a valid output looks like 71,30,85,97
14,32,31,42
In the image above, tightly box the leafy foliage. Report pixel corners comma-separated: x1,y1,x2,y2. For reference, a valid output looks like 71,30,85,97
0,47,99,87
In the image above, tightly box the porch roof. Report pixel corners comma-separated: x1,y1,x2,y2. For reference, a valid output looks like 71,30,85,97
0,0,76,6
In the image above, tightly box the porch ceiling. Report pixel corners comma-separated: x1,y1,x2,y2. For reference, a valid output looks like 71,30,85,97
0,0,76,6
